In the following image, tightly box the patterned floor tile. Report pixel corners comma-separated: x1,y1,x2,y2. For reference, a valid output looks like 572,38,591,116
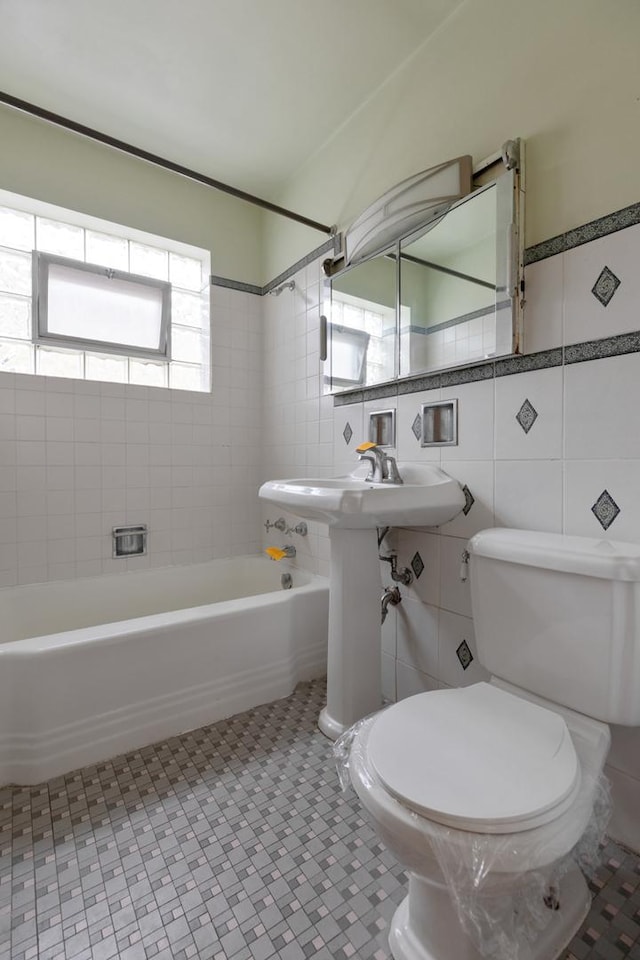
1,680,639,959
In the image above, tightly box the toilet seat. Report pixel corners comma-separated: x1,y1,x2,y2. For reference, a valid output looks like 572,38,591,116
367,682,582,833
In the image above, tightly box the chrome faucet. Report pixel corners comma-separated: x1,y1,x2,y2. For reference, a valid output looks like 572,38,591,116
357,443,404,484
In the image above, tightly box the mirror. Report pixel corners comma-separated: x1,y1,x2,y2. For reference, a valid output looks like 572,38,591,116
326,253,396,388
323,156,522,393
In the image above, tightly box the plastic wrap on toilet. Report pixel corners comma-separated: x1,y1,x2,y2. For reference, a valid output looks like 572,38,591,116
334,715,611,960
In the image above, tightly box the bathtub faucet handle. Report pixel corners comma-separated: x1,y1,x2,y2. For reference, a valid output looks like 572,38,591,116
264,517,287,532
285,521,308,536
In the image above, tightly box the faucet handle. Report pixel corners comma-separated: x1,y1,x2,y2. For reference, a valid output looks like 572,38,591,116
383,455,403,485
265,517,287,532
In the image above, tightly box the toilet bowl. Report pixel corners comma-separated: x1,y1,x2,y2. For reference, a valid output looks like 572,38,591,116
349,682,610,960
344,529,640,960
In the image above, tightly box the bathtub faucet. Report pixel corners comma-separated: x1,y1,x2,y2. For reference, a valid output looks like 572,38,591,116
265,544,296,561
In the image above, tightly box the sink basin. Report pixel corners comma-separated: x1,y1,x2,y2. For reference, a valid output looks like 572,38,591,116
259,464,465,529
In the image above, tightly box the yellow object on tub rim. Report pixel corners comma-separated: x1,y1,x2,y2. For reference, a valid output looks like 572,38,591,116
355,441,378,453
265,546,287,561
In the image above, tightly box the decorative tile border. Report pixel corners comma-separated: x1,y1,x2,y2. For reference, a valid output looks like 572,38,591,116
494,348,563,377
211,235,339,297
564,331,640,364
334,388,364,406
397,373,441,395
361,382,399,402
524,201,640,266
334,334,640,407
440,362,496,387
262,236,339,295
334,382,398,406
210,274,263,295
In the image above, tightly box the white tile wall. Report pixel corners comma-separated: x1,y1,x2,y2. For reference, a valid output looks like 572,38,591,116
396,596,439,679
494,460,563,532
522,254,563,353
564,353,640,460
495,367,563,460
0,286,262,586
563,224,640,346
441,378,494,461
261,259,333,577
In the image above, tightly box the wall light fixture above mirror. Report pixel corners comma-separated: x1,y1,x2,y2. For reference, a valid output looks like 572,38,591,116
321,140,524,394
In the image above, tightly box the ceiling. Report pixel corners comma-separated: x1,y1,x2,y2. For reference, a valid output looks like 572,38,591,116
0,0,465,199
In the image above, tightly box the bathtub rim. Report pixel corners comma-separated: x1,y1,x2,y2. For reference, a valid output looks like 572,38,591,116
0,557,327,655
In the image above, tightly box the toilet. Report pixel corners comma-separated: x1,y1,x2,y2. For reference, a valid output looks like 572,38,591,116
348,528,640,960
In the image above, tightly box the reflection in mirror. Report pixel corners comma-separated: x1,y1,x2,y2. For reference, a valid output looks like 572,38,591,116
399,184,497,375
323,142,523,393
324,253,396,390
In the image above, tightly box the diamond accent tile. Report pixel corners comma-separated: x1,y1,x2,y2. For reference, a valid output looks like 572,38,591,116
462,484,474,516
342,421,353,445
515,398,538,434
411,413,422,442
591,489,621,530
456,639,473,670
410,551,424,579
591,266,621,307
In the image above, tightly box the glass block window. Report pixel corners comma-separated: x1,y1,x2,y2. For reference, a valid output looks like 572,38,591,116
0,189,211,391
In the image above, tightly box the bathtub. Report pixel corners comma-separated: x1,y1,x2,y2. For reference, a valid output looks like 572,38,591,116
0,557,329,786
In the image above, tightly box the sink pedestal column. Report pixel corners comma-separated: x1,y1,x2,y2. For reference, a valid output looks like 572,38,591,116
319,527,383,740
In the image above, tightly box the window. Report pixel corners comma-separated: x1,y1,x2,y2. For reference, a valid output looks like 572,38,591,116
0,190,211,391
34,253,171,358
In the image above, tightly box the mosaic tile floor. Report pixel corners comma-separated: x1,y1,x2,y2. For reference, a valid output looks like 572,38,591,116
2,680,640,960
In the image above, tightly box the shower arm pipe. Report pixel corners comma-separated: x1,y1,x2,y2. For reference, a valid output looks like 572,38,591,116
0,90,335,236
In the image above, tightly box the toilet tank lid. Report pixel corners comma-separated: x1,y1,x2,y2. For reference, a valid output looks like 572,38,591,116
470,528,640,581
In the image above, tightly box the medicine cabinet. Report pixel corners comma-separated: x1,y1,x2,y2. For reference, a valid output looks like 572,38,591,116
322,140,524,392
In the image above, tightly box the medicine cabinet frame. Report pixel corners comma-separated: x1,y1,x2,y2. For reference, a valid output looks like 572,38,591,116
321,140,524,394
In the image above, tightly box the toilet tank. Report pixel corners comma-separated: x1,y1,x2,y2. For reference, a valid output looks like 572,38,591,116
469,528,640,726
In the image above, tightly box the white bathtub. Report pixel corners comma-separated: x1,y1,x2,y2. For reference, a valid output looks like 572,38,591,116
0,557,329,786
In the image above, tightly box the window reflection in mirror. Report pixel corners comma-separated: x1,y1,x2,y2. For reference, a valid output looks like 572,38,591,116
323,162,521,394
399,184,497,375
325,253,396,390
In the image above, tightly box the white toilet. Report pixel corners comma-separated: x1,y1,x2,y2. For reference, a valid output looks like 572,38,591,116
348,528,640,960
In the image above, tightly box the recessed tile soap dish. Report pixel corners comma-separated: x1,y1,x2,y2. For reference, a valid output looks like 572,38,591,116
113,525,148,558
420,399,458,447
369,409,396,447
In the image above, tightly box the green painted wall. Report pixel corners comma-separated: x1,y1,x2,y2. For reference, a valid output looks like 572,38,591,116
0,105,263,285
263,0,640,280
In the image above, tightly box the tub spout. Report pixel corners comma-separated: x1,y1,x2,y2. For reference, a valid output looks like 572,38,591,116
265,545,296,561
381,585,402,624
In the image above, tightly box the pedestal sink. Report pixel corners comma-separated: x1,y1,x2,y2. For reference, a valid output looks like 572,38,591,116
259,464,465,739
